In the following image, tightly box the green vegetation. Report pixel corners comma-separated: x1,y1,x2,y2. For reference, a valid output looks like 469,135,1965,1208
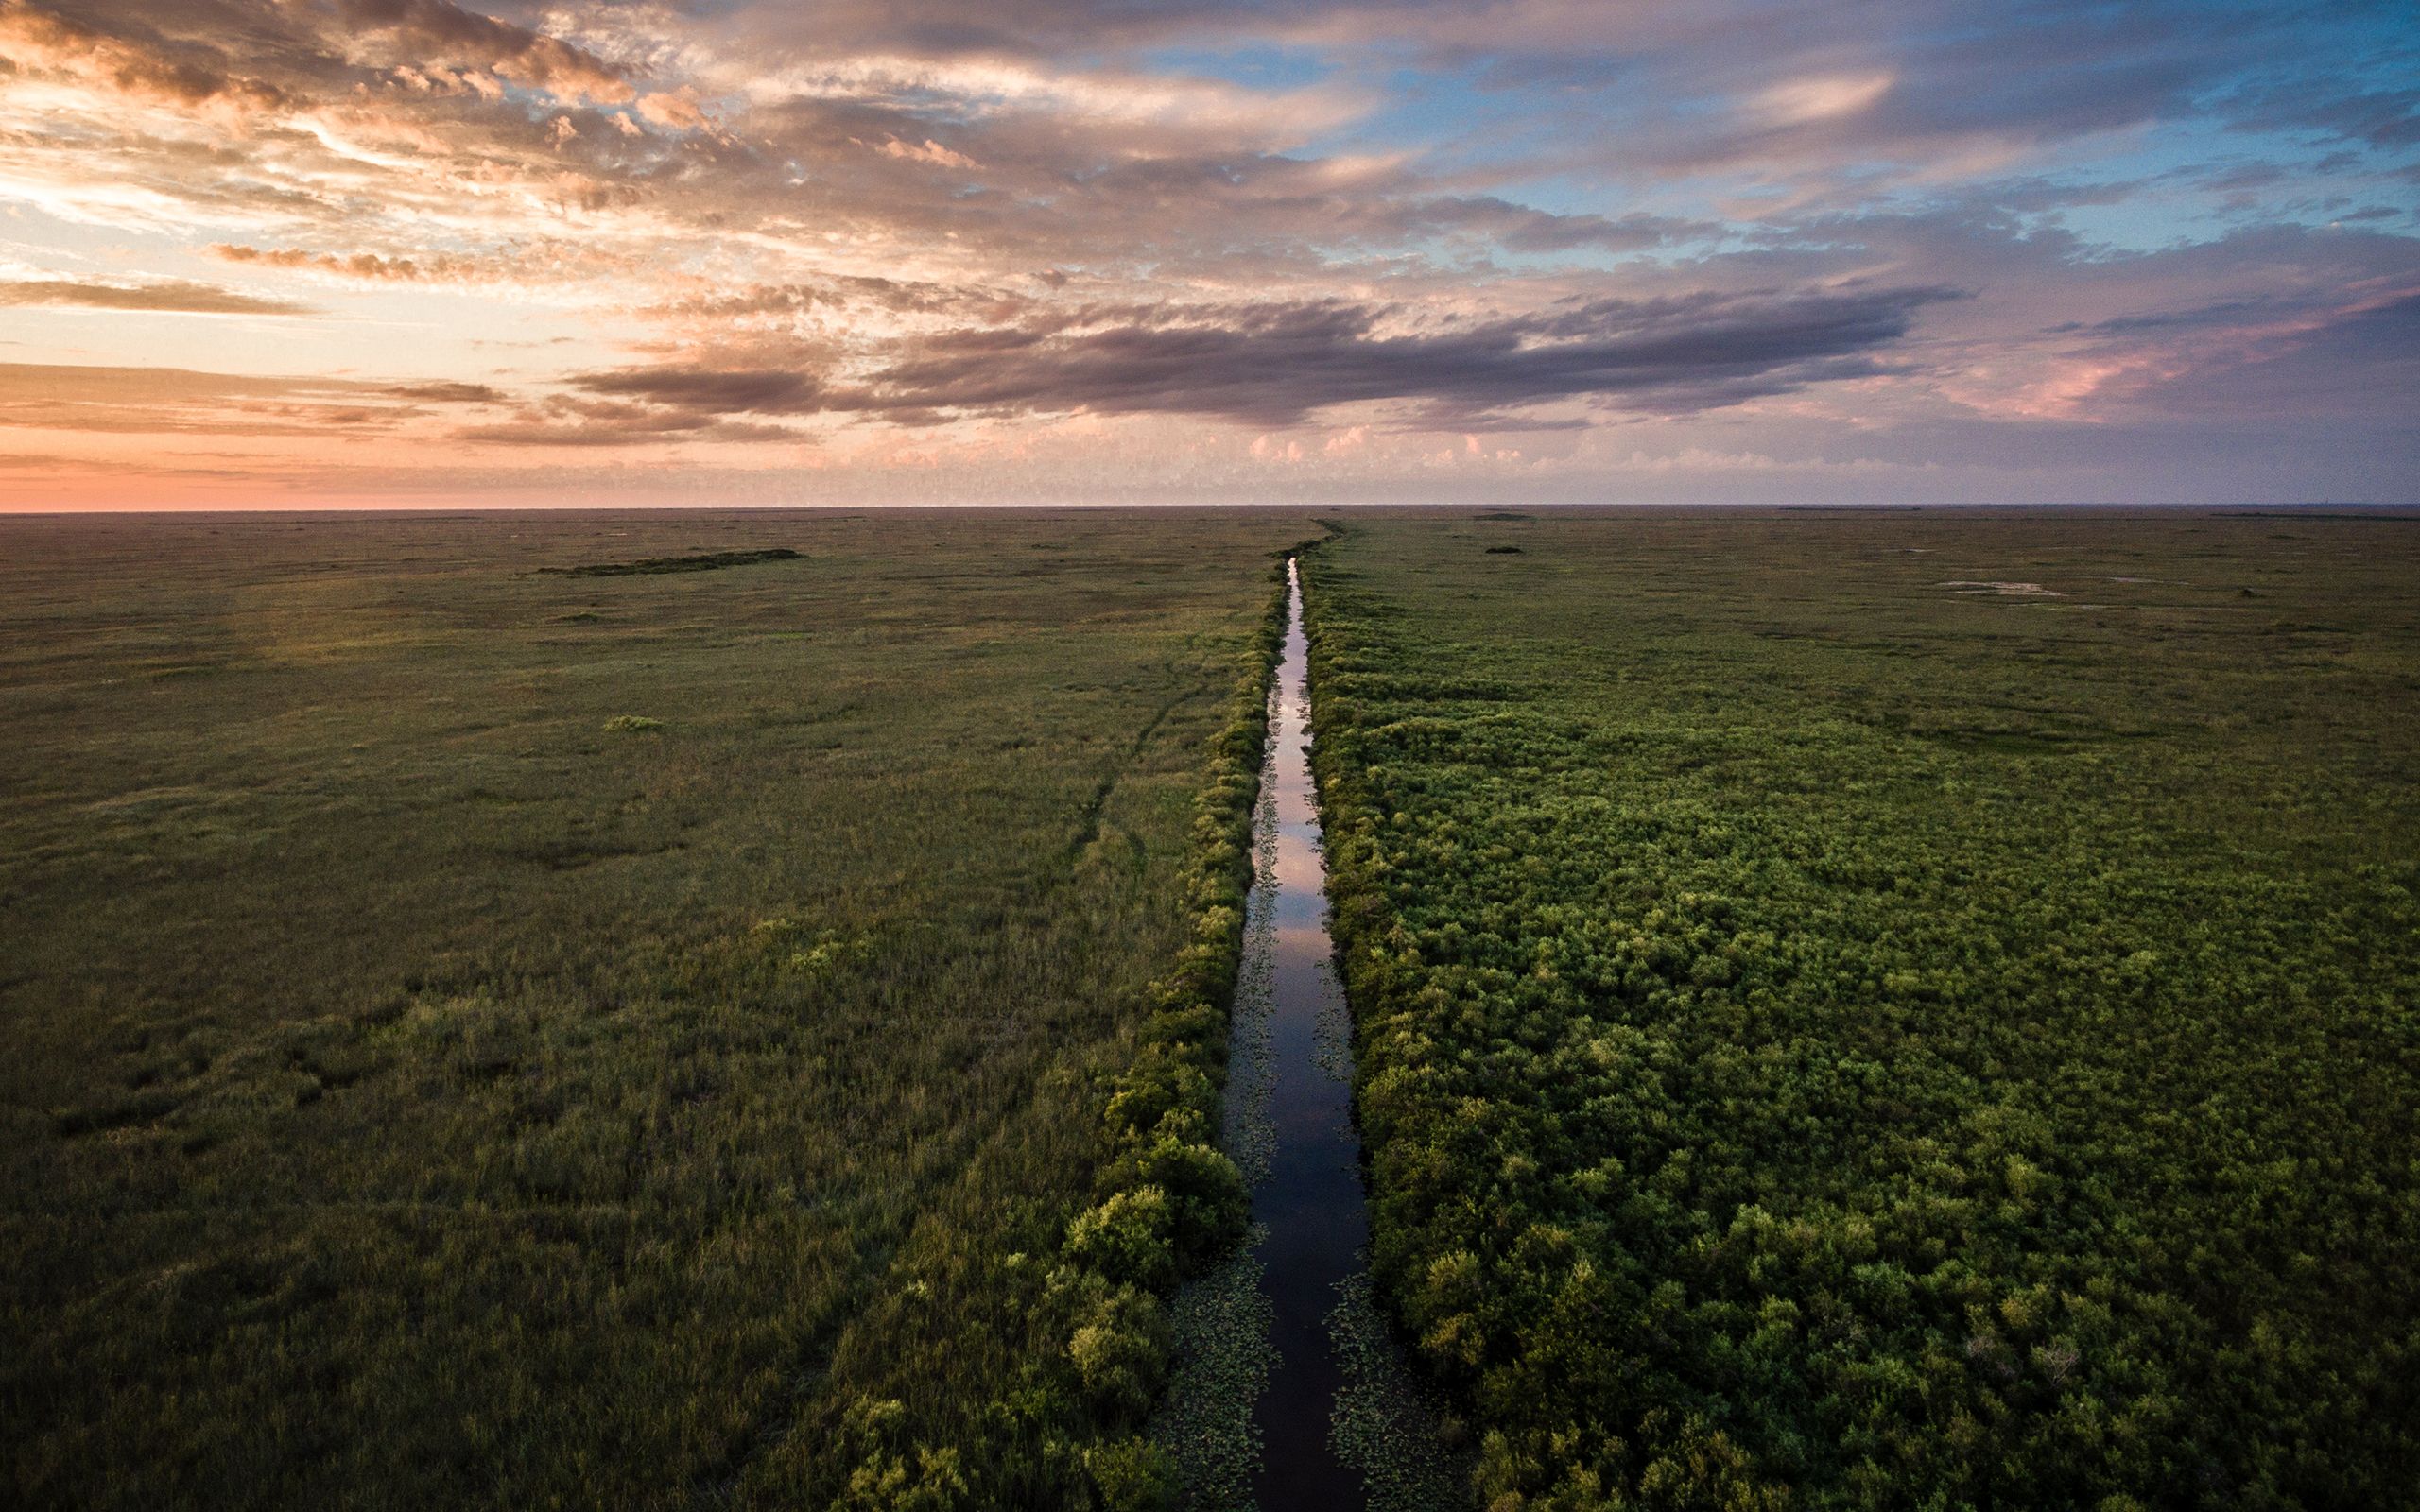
838,550,1295,1505
1150,1226,1275,1507
1330,1268,1468,1511
543,546,804,576
1149,774,1285,1512
0,507,1312,1510
1303,513,2420,1509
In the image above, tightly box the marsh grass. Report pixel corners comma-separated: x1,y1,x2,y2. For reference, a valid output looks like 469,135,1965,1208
0,507,1315,1510
1147,693,1289,1509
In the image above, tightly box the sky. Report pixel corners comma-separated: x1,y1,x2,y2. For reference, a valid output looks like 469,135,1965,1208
0,0,2414,508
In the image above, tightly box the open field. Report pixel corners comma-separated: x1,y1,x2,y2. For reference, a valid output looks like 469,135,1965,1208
0,507,1312,1510
1303,512,2420,1509
10,506,2418,1512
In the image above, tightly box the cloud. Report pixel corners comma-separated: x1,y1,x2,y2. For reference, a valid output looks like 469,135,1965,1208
572,367,823,413
386,380,507,403
210,246,458,281
1751,72,1896,127
0,360,405,434
2,0,2415,502
334,0,633,105
648,275,1022,319
2044,284,2420,422
0,1,285,114
456,391,801,446
458,420,691,446
550,284,1958,431
1374,198,1712,253
875,136,980,169
0,277,314,314
2224,80,2420,153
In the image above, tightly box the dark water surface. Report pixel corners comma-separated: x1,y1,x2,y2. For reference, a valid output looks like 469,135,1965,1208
1152,558,1454,1511
1247,558,1370,1510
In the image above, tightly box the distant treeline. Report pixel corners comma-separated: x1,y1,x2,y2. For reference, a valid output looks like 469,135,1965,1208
542,547,803,576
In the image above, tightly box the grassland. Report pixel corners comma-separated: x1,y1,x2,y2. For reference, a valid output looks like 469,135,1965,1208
1302,512,2420,1510
0,507,1313,1510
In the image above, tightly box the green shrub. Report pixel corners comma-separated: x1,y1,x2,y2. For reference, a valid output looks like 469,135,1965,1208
1104,1136,1247,1263
832,1446,969,1512
1065,1282,1174,1422
1065,1186,1178,1293
832,1399,972,1512
1101,1055,1216,1140
1086,1436,1177,1512
1300,520,2420,1509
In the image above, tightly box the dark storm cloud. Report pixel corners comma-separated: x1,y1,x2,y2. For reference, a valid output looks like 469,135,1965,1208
550,284,1957,433
873,284,1959,423
572,367,823,413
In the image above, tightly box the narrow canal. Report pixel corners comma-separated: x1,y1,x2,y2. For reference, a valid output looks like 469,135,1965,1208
1246,556,1371,1506
1152,556,1458,1511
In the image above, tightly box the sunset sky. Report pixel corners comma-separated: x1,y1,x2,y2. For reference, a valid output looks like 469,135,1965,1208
2,0,2414,508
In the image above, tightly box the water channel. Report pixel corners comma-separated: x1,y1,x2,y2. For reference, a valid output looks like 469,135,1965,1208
1246,557,1372,1505
1151,558,1460,1511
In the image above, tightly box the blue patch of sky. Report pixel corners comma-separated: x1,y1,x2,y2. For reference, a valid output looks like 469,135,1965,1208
1135,7,2415,265
2030,110,2420,250
1139,43,1332,94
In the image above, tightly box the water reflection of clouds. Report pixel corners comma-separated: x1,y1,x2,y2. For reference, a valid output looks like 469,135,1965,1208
1273,923,1332,955
1272,840,1322,892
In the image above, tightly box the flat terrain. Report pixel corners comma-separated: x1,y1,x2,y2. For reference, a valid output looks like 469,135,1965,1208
1303,512,2420,1509
0,508,1311,1509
